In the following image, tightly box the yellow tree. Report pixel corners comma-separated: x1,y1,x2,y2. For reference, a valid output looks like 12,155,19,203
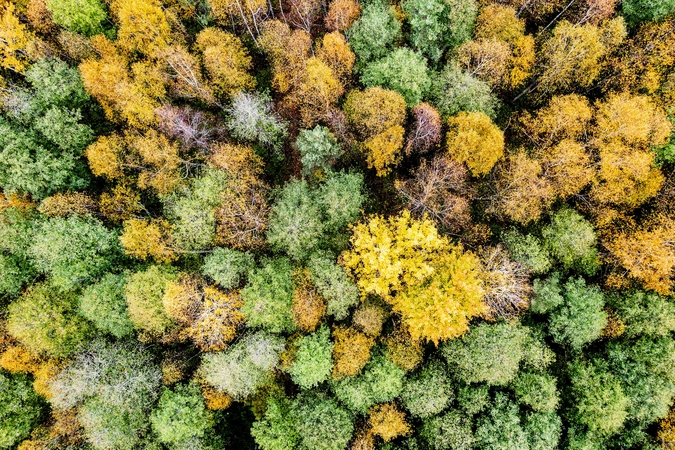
331,325,375,379
605,214,675,295
316,31,355,86
446,111,505,177
120,218,177,263
158,45,215,105
368,403,410,443
259,19,311,94
84,134,126,180
286,57,344,128
343,87,407,176
208,0,269,44
0,3,33,73
341,210,449,300
541,139,595,199
111,0,173,56
195,27,255,100
455,38,511,88
519,94,593,149
325,0,360,31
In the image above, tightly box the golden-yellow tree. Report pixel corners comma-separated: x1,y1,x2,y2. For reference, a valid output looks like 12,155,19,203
446,111,505,177
259,20,311,94
120,218,177,263
0,3,34,73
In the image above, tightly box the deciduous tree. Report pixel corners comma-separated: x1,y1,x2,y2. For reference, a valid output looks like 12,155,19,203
446,111,504,176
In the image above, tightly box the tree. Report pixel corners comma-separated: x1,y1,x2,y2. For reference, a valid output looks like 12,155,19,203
605,214,675,294
446,111,504,176
548,277,607,350
293,392,355,450
292,269,326,332
393,247,486,344
441,322,529,385
259,20,311,94
316,171,365,233
541,208,599,274
331,325,375,379
29,215,120,289
622,0,675,26
331,352,405,414
512,371,559,412
316,31,355,85
202,247,255,289
420,410,475,450
287,326,333,389
251,396,300,450
286,57,345,128
490,151,554,224
124,265,178,339
0,372,43,449
158,45,215,105
241,258,295,333
429,62,499,119
401,0,447,63
568,359,629,435
307,253,359,320
347,3,401,70
479,245,531,320
78,273,134,338
120,218,177,264
369,403,410,442
46,0,107,35
519,94,593,149
325,0,360,31
0,3,33,73
474,393,530,450
199,332,285,400
502,230,552,275
607,290,675,337
49,339,162,450
404,102,442,155
341,211,449,300
195,27,255,100
455,38,511,88
400,359,454,418
226,92,288,150
150,382,215,447
361,48,431,106
112,0,173,56
296,126,343,177
208,0,269,43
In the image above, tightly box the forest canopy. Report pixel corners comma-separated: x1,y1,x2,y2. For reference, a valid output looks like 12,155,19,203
1,0,675,449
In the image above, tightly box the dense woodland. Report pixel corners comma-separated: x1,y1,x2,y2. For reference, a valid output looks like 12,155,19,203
1,0,675,448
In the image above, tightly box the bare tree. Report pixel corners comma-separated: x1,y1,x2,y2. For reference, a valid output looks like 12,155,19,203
479,245,532,320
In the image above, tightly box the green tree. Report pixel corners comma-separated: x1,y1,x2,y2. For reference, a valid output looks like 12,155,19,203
530,274,564,314
266,180,324,261
8,283,92,357
622,0,675,26
548,277,607,350
400,359,454,418
287,326,334,389
475,393,529,450
293,392,355,450
202,247,255,289
46,0,107,35
607,290,675,337
347,3,401,70
512,371,559,413
541,208,599,275
421,410,474,450
29,215,120,289
307,252,359,320
24,58,90,112
503,230,552,275
429,63,499,119
361,48,431,106
296,126,343,177
568,359,629,436
50,339,162,450
125,265,178,337
251,396,300,450
240,258,295,333
79,272,134,338
401,0,447,63
441,322,528,386
151,382,216,447
199,332,285,400
0,372,43,449
524,411,562,450
316,171,364,234
331,352,405,414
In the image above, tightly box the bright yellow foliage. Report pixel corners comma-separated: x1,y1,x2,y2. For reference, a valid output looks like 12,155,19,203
325,0,361,31
0,345,40,373
541,139,595,198
316,31,355,84
393,247,486,344
158,45,215,105
111,0,173,55
344,87,406,138
99,184,142,222
368,403,411,442
446,111,505,176
331,325,375,379
0,3,33,73
209,0,268,32
456,38,510,87
129,130,183,194
120,218,177,263
520,94,593,148
363,125,405,176
38,192,98,218
341,210,449,300
195,27,255,100
606,214,675,295
84,134,126,180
